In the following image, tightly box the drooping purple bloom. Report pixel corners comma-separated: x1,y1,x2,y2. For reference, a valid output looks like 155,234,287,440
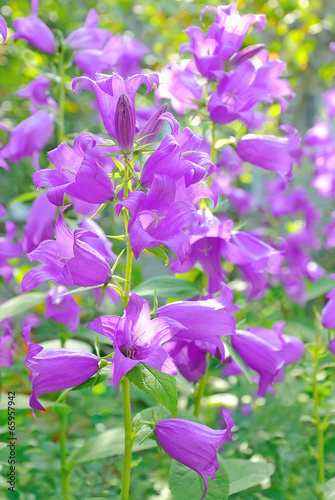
322,288,335,329
88,293,183,385
16,75,58,112
0,221,23,283
72,72,159,152
156,60,204,114
230,322,304,396
141,127,215,188
65,8,111,50
22,193,57,253
1,110,54,170
208,60,272,126
154,413,233,500
0,15,7,43
22,325,100,413
0,320,15,367
45,286,82,333
116,174,201,263
12,1,55,54
33,133,115,206
236,125,300,178
21,207,112,292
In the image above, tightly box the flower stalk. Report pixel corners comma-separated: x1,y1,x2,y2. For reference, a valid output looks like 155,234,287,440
312,328,325,500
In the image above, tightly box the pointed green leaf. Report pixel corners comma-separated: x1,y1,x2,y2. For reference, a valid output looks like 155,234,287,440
223,458,275,494
127,364,177,417
0,292,46,321
131,276,200,299
145,246,169,265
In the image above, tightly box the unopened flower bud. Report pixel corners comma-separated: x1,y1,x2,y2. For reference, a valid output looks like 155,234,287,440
115,93,135,154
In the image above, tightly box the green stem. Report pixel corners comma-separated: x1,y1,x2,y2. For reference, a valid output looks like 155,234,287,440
194,354,209,417
211,122,216,164
313,330,325,499
57,44,65,144
59,410,71,500
120,377,133,500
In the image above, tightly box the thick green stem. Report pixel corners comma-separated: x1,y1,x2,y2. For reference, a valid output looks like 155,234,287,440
59,411,70,500
313,330,325,499
194,354,209,417
57,44,65,144
211,123,216,164
120,377,133,500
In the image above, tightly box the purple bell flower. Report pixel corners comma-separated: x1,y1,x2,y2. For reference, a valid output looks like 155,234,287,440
322,288,335,329
154,412,233,500
45,286,82,333
0,221,23,283
16,75,58,112
22,325,100,413
115,174,201,263
22,193,57,253
65,8,111,50
21,207,112,292
114,93,135,154
0,320,15,367
88,293,184,385
0,15,7,43
12,0,55,54
329,338,335,356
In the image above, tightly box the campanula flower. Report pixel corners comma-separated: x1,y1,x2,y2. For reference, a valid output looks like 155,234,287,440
154,412,233,499
0,320,14,367
65,8,111,50
12,1,55,54
45,286,82,333
0,15,7,43
22,325,100,413
322,288,335,329
16,75,58,112
21,207,112,292
330,338,335,356
23,193,57,253
88,293,184,385
0,221,23,283
116,174,201,263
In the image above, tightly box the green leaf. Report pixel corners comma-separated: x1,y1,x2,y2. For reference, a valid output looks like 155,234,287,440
223,458,275,495
132,276,200,299
169,455,229,500
306,278,335,302
10,190,42,204
67,427,156,466
0,394,68,411
127,364,177,417
0,292,46,321
145,246,169,266
321,477,335,500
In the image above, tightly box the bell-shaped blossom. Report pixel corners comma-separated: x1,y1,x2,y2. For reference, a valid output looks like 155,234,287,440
33,133,115,206
12,1,55,54
21,207,112,292
116,174,201,263
45,286,82,332
236,125,300,178
0,221,23,283
16,75,58,112
1,110,54,170
79,218,116,262
154,413,233,500
230,322,304,396
0,320,15,367
208,60,272,126
156,60,204,114
88,293,183,385
22,325,100,413
72,72,159,150
65,8,111,50
0,15,7,43
322,288,335,329
141,127,215,188
23,193,57,253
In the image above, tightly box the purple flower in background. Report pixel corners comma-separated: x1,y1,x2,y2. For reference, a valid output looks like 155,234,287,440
65,8,111,49
213,173,254,217
21,207,112,292
230,322,304,395
45,286,82,332
322,288,335,329
23,193,57,253
116,174,201,263
0,15,7,43
141,127,214,188
0,320,15,367
305,120,331,146
236,125,300,179
88,293,183,385
33,133,115,206
324,212,335,248
208,61,271,126
0,221,23,283
329,338,335,356
73,72,159,151
22,325,100,413
156,60,204,114
1,110,54,170
154,413,233,500
16,75,58,112
323,89,335,118
12,0,55,54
